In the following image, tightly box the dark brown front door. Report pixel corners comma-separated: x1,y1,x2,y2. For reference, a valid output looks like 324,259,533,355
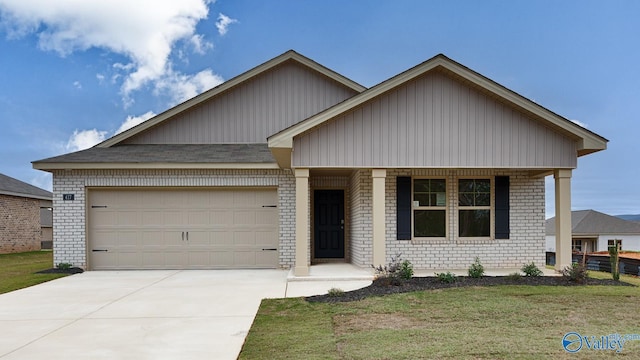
314,190,345,258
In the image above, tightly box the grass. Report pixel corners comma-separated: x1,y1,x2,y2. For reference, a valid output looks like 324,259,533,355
0,251,69,294
240,272,640,359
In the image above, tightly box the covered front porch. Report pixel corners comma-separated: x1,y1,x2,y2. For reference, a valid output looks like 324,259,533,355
291,168,574,276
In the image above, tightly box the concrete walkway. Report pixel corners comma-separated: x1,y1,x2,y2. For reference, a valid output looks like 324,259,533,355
0,269,371,360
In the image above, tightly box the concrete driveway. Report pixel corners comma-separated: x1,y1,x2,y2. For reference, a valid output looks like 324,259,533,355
0,270,290,360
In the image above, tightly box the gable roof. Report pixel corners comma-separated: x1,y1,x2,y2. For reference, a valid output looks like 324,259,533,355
268,54,608,158
0,173,52,200
99,50,366,148
546,210,640,236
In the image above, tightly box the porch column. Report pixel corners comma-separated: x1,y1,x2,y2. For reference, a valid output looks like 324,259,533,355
294,168,310,276
554,169,572,270
372,169,387,267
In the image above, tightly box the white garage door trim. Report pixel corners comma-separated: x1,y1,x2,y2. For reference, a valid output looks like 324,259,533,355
87,187,279,270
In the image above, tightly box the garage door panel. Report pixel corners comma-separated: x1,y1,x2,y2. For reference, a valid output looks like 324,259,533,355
234,211,256,226
255,231,278,246
255,250,278,267
256,210,278,225
89,188,279,270
210,211,233,225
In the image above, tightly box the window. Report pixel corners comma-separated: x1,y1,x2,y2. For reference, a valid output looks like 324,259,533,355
608,239,622,250
413,179,446,237
458,179,491,237
572,239,583,252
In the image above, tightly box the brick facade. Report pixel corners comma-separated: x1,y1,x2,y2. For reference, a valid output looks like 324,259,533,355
52,168,545,270
52,169,296,269
0,194,41,253
383,169,546,269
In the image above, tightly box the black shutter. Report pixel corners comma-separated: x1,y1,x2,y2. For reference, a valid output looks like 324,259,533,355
397,177,412,240
495,176,510,239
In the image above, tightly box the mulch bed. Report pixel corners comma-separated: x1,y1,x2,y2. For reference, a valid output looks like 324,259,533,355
36,267,84,274
306,276,634,303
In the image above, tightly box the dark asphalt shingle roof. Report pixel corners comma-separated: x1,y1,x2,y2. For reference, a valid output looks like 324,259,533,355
33,144,276,164
546,209,640,235
0,173,52,200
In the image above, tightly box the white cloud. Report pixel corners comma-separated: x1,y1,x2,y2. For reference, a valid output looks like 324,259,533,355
0,0,222,105
115,111,156,134
154,69,223,105
73,80,82,89
96,73,105,83
66,129,107,151
570,119,588,128
216,13,237,35
190,34,213,54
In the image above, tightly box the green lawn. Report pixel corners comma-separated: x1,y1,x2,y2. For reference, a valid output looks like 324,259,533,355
0,251,69,294
240,273,640,359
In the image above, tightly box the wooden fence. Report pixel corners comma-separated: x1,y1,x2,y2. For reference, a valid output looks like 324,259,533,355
546,252,640,276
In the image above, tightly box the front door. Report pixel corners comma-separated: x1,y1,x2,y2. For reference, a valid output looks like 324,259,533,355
314,190,345,258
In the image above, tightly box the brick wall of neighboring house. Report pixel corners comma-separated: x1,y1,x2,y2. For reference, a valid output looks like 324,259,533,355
52,169,295,269
0,194,41,253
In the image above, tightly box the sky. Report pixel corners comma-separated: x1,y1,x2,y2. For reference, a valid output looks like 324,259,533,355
0,0,638,218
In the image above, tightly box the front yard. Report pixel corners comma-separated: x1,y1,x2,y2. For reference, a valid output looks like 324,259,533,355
0,251,69,294
240,273,640,359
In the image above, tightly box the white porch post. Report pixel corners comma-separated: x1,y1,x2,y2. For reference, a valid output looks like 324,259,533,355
372,169,387,267
554,169,572,270
294,168,310,276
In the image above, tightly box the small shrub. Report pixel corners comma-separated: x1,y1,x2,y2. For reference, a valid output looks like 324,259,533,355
521,262,543,277
561,262,588,283
372,253,413,284
398,260,414,280
467,257,485,278
506,272,522,281
56,262,72,270
435,271,457,283
327,288,344,297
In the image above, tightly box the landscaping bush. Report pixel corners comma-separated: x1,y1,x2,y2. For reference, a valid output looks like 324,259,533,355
521,262,543,277
372,253,414,284
327,288,344,297
435,271,457,283
56,262,72,270
561,262,588,283
467,257,485,278
398,260,414,280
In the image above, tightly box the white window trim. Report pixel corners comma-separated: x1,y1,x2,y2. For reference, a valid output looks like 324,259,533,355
456,177,494,241
411,177,448,241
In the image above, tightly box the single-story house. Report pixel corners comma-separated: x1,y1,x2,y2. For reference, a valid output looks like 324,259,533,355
0,173,53,253
546,210,640,253
33,50,607,274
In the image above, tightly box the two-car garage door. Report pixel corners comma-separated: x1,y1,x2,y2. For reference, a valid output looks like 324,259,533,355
88,188,279,270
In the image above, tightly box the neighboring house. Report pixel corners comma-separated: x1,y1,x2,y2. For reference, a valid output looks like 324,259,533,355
0,173,53,253
33,51,608,273
546,210,640,253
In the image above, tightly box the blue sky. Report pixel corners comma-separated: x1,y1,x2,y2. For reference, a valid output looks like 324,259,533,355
0,0,638,217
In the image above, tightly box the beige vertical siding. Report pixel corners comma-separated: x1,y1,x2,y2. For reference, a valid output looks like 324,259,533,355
293,71,577,168
123,60,359,144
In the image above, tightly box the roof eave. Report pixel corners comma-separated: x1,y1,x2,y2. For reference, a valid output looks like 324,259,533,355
32,162,280,171
0,190,52,201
